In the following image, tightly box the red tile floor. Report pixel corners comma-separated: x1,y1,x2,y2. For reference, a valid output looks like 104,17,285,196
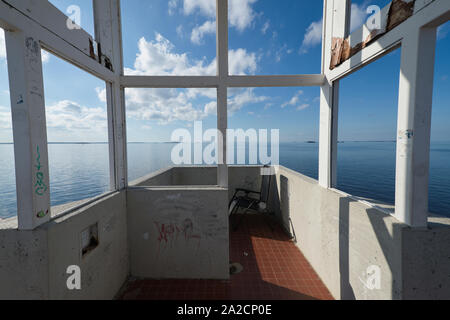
117,214,333,300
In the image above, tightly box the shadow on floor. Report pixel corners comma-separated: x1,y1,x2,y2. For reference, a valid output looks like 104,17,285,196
117,214,333,300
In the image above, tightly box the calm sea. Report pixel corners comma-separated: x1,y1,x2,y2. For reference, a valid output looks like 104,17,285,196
1,142,449,219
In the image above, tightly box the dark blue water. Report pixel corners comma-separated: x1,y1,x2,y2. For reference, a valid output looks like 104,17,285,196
1,142,449,218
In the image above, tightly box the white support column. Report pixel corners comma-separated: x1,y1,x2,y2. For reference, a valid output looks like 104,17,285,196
5,30,51,230
395,26,437,227
216,0,228,188
319,0,350,188
94,0,127,190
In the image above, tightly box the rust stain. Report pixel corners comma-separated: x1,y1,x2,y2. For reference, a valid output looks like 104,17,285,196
89,38,96,60
97,42,102,64
330,0,416,70
88,38,114,71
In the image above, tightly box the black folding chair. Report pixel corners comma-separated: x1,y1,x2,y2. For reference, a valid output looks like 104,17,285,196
229,166,273,231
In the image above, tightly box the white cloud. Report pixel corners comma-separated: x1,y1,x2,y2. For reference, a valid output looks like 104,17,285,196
125,33,257,76
168,0,179,15
176,25,184,38
229,48,258,75
125,34,216,76
96,87,107,103
41,50,50,63
296,104,310,111
183,0,257,32
350,3,367,33
275,44,292,63
437,25,448,40
261,21,270,35
228,0,257,32
125,88,211,124
282,90,304,108
124,33,263,125
228,88,268,114
0,106,12,129
46,100,107,132
191,20,216,45
300,19,322,54
183,0,216,17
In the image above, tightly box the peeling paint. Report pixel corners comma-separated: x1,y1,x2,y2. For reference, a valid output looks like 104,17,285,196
330,0,417,70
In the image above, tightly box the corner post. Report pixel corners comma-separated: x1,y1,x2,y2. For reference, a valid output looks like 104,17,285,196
395,26,437,227
93,0,127,190
319,0,350,188
216,0,228,188
5,30,51,230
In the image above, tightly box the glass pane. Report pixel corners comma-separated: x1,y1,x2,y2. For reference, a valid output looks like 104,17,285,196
42,50,110,210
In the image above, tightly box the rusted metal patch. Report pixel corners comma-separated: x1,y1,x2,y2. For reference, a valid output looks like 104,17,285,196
330,0,416,70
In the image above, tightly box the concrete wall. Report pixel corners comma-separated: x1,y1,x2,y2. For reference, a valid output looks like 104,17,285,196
0,192,129,300
271,166,450,300
2,165,449,300
402,217,450,299
127,187,229,279
44,192,129,300
0,228,49,299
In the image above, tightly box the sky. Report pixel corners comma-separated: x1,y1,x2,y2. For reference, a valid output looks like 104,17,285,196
0,0,449,143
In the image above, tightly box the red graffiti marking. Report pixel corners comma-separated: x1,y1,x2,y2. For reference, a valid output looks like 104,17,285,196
154,219,201,244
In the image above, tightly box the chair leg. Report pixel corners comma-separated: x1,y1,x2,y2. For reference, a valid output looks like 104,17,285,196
233,202,255,232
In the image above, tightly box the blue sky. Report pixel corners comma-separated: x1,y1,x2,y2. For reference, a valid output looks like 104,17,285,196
0,0,449,143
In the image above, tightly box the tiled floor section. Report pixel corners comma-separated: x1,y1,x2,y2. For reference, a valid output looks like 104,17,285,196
118,214,333,300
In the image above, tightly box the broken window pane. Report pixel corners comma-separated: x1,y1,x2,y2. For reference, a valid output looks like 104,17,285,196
227,86,320,180
42,50,111,212
337,49,401,205
228,0,323,75
430,20,450,217
0,28,17,221
121,0,217,76
125,88,218,185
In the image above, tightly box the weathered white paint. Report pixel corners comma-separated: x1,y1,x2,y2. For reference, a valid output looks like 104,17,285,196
319,0,350,188
328,0,449,81
395,26,437,227
216,0,228,188
0,0,115,81
93,0,127,190
5,30,51,230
